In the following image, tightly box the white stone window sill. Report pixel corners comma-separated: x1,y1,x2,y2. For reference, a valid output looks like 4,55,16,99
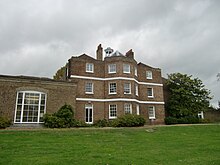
109,117,117,119
109,93,117,95
85,92,94,94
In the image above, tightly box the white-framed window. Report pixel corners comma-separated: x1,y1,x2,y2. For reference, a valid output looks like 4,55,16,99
136,104,140,115
109,104,117,119
124,103,132,114
148,106,155,119
108,64,116,73
123,64,130,73
109,82,117,94
85,82,93,94
14,91,46,123
86,63,94,73
198,111,204,119
85,104,93,124
147,88,154,98
134,67,137,76
146,71,153,79
124,83,131,94
135,84,138,96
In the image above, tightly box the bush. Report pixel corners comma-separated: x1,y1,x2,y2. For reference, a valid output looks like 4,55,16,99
0,117,11,129
94,119,109,127
165,116,202,125
43,104,75,128
73,120,91,127
164,117,178,125
112,114,146,127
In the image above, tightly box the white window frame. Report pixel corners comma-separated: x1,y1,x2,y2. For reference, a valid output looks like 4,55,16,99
109,104,117,119
86,63,94,73
123,64,131,73
147,88,154,98
135,84,138,96
146,71,153,79
14,91,47,123
198,111,204,119
108,64,116,74
124,82,131,94
124,103,132,114
134,67,137,76
136,104,140,115
109,82,117,94
85,104,93,124
148,106,156,119
85,82,93,94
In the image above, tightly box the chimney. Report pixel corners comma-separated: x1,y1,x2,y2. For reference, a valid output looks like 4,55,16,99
125,49,134,59
96,44,103,60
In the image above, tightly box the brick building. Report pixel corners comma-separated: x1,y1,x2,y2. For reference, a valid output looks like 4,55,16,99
0,75,76,126
0,44,165,126
66,44,165,124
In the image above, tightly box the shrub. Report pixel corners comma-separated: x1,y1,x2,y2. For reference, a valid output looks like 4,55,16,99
94,119,109,127
43,104,75,128
0,117,11,129
73,120,91,127
164,117,178,125
165,116,202,125
112,114,146,127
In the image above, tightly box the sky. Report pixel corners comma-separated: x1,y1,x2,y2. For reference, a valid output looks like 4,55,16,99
0,0,219,107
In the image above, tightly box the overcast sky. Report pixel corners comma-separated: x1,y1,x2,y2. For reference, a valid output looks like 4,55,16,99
0,0,219,107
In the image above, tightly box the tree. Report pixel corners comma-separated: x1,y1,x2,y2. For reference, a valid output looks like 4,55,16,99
166,73,212,118
53,65,66,80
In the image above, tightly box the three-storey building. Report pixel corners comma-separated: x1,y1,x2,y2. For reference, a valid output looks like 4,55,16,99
67,44,165,124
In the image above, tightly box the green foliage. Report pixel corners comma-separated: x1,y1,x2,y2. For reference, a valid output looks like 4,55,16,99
0,117,11,129
164,116,210,125
53,65,66,80
73,120,91,127
43,104,74,128
111,114,146,127
166,73,212,118
94,119,110,127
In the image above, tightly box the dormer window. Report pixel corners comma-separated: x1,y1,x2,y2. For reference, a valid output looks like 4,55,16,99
146,71,152,79
86,63,94,73
123,64,130,73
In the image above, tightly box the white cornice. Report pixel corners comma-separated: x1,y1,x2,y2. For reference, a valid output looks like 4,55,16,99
70,75,163,86
76,98,165,104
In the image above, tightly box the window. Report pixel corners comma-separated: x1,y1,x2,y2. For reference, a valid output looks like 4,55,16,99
124,103,132,114
148,106,155,119
198,111,204,119
124,83,131,94
147,88,154,98
14,91,46,123
136,104,140,115
85,104,93,124
135,84,138,96
109,104,117,119
123,64,130,73
108,64,116,73
146,71,152,79
85,82,93,94
134,67,137,76
86,63,94,73
109,82,117,94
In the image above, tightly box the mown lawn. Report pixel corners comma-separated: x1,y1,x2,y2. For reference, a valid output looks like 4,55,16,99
0,125,219,165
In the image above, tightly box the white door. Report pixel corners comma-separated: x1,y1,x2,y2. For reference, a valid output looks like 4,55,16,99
85,105,93,124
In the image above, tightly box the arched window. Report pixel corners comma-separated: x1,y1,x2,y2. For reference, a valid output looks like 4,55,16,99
14,91,46,123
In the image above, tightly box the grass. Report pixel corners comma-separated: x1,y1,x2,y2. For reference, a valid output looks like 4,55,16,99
0,125,219,165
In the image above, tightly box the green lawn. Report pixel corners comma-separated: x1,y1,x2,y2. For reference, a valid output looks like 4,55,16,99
0,125,219,165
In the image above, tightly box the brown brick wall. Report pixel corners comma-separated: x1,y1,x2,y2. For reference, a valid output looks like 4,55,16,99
0,75,76,122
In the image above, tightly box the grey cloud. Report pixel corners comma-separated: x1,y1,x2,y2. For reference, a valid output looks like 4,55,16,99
0,0,219,106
